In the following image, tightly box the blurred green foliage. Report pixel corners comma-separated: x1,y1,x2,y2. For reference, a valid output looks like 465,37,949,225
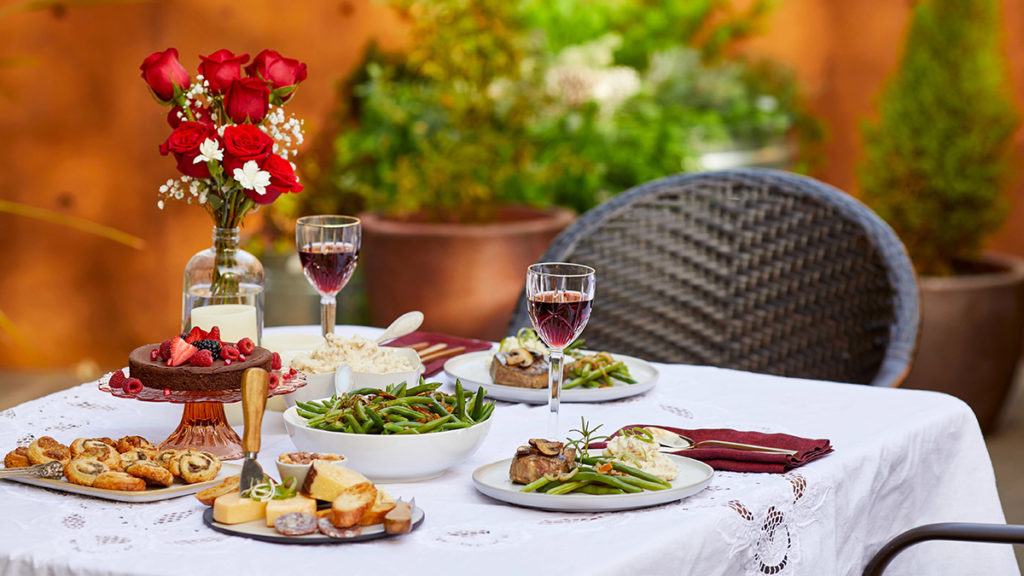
292,0,816,223
860,0,1019,277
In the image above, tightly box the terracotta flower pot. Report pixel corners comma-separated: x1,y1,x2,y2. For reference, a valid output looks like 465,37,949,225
358,206,575,341
902,252,1024,433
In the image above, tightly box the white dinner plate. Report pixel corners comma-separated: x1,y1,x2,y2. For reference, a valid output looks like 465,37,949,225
1,463,241,503
472,454,713,512
443,350,658,404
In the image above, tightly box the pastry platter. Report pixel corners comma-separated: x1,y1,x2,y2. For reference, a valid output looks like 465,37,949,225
202,503,425,544
471,454,712,512
0,462,241,503
443,350,659,404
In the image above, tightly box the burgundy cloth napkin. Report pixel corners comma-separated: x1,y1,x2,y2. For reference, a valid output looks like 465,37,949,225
387,331,493,377
590,424,833,474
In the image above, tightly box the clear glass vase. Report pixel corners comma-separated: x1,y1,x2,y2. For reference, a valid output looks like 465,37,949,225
182,227,265,344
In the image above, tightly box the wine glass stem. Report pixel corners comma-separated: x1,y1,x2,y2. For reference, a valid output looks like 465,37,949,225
548,348,564,439
320,295,336,337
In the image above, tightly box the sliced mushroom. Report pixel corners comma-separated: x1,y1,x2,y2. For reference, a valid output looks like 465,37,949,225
506,348,534,367
532,439,565,456
516,445,533,456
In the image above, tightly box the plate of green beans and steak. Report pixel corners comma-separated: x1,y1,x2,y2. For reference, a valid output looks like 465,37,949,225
443,349,659,405
471,452,713,512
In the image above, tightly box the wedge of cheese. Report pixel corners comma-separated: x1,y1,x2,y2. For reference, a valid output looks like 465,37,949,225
302,461,373,502
265,494,318,527
213,492,267,525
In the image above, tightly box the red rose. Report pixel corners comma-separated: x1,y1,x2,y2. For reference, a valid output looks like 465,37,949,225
140,48,190,102
167,102,213,129
160,121,218,178
224,78,271,124
246,49,307,101
264,153,303,197
198,49,250,94
221,124,274,174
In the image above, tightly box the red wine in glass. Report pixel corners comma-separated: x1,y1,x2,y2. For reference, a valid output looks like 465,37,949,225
299,241,358,295
528,290,593,349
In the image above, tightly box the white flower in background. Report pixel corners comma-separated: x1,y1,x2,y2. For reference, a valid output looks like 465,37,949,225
233,160,271,196
193,138,223,164
545,33,641,114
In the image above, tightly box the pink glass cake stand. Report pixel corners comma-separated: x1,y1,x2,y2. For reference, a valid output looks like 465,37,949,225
98,370,306,460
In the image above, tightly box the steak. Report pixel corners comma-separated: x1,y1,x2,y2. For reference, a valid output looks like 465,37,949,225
508,440,577,484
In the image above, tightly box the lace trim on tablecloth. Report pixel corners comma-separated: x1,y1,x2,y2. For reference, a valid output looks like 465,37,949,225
719,473,829,576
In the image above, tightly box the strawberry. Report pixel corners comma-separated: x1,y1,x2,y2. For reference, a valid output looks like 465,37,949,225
221,344,241,361
158,339,173,361
166,337,197,367
189,349,213,367
206,326,221,343
184,326,206,344
109,369,127,389
237,337,255,355
271,352,282,370
124,378,143,395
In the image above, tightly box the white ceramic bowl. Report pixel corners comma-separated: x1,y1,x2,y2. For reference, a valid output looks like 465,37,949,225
282,403,492,483
283,348,424,408
275,453,346,488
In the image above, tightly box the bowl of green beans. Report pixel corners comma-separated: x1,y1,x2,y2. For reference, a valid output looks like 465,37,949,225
282,380,495,482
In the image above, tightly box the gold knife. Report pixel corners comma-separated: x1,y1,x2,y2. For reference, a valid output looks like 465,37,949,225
239,368,269,494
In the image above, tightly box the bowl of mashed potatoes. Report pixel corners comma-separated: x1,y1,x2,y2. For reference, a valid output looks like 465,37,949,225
284,334,424,406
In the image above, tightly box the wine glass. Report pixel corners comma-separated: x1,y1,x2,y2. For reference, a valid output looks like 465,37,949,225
526,262,596,438
296,215,361,337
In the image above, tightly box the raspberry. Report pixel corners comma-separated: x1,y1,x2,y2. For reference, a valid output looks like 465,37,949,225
189,349,213,367
109,369,127,389
221,344,241,361
271,352,282,370
163,388,171,397
159,339,173,361
150,349,160,361
237,337,255,355
206,326,221,343
124,378,143,395
269,373,280,389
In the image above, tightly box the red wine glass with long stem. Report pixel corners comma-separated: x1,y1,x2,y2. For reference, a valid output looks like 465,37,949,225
296,215,361,337
526,262,596,438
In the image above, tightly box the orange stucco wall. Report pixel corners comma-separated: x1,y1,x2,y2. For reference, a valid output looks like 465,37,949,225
1,0,1022,370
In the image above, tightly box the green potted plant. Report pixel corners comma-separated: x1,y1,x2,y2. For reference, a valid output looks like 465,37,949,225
860,0,1022,432
299,0,815,339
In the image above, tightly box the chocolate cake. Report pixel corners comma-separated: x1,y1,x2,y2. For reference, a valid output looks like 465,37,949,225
128,344,273,392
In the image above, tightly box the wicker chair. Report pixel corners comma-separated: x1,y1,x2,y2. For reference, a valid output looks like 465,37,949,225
508,169,919,387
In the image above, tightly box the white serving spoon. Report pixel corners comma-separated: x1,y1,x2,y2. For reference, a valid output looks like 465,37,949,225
375,311,424,345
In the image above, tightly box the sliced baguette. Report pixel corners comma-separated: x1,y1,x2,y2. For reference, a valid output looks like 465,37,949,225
329,483,378,528
358,488,396,526
302,461,372,502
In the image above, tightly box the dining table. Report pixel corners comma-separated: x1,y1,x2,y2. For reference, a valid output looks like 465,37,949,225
0,324,1017,576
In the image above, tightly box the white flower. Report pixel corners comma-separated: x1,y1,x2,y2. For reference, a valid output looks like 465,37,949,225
194,138,223,164
233,160,271,196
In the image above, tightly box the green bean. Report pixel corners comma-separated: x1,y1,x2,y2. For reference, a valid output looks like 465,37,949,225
438,421,472,431
349,387,382,397
478,402,495,421
520,475,553,493
295,400,328,414
609,372,637,384
470,386,486,420
406,381,441,396
570,471,643,493
617,475,670,491
295,408,319,419
545,481,588,495
454,381,465,418
578,484,626,495
417,414,453,433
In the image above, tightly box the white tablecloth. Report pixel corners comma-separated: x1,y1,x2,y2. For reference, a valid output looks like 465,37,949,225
0,325,1017,576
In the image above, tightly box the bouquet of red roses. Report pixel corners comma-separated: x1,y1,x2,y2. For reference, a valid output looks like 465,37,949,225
140,48,306,228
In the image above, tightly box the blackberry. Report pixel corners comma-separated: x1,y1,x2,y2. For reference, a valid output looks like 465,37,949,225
191,339,222,360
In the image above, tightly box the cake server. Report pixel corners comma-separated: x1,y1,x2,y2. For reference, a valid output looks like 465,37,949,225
240,368,270,493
